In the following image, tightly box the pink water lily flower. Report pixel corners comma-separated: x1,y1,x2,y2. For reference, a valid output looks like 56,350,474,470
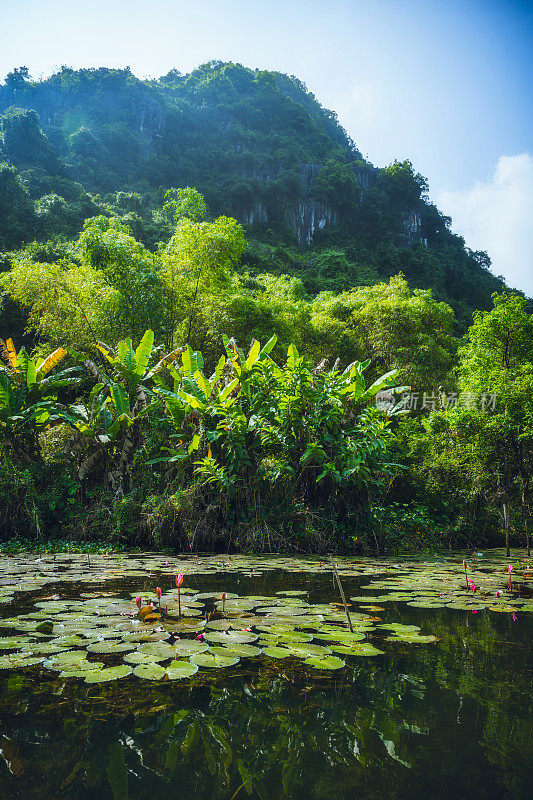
196,634,204,641
135,596,143,609
156,586,162,610
176,574,184,588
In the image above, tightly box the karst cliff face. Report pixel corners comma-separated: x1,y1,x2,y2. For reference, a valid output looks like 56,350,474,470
0,65,427,246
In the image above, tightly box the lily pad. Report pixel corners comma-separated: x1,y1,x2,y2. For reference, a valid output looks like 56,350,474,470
84,664,133,683
329,642,384,656
304,655,345,670
190,652,239,668
133,663,167,680
172,640,209,656
209,644,262,658
136,641,176,660
0,653,45,669
205,631,258,645
261,646,294,659
166,660,199,680
87,641,136,655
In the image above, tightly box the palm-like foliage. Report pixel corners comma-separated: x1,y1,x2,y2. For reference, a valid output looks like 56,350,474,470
69,330,178,493
0,338,79,460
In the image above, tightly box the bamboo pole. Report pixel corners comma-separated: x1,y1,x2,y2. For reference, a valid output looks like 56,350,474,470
329,555,353,632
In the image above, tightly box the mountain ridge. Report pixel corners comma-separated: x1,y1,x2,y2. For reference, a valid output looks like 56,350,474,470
0,61,512,325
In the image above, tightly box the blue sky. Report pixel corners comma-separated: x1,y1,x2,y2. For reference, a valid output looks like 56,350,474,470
1,0,532,293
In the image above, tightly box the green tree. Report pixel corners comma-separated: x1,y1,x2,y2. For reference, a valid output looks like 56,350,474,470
78,216,164,340
458,292,533,547
162,215,246,348
312,275,457,390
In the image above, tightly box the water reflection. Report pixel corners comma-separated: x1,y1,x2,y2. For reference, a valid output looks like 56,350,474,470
0,572,531,800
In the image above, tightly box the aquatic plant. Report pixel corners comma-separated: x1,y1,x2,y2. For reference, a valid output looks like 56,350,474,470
176,573,183,617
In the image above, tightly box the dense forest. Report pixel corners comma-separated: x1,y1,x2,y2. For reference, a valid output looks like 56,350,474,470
0,62,531,553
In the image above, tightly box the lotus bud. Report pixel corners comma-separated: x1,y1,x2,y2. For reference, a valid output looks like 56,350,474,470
135,596,142,609
176,574,184,588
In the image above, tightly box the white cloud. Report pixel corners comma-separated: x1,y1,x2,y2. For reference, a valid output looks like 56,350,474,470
437,153,533,297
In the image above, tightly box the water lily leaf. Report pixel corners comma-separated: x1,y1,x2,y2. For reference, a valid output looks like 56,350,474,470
43,650,91,670
316,630,367,643
59,660,105,678
166,660,199,680
304,655,345,670
261,646,293,659
386,635,439,644
121,631,170,642
209,644,262,658
205,619,232,630
0,635,37,651
133,663,167,680
190,652,239,668
282,642,330,656
163,620,206,634
205,631,258,645
86,641,136,654
172,640,209,656
134,641,177,659
84,664,133,683
329,642,384,656
0,654,45,669
406,601,447,608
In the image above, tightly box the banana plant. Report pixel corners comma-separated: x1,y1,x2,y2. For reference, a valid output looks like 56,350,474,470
0,338,80,460
151,340,269,488
70,330,181,494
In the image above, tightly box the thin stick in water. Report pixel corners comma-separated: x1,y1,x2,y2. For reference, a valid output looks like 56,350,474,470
329,555,353,633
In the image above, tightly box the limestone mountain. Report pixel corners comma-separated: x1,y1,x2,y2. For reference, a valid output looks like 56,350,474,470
0,61,508,323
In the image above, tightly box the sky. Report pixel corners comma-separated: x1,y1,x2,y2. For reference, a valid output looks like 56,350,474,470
0,0,532,294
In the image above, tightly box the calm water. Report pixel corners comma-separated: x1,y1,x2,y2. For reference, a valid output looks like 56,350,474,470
0,567,531,800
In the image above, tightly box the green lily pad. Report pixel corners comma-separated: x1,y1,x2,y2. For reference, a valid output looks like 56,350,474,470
43,650,91,670
304,655,345,670
133,663,167,680
84,664,133,683
205,619,232,630
87,641,136,654
205,631,258,645
172,640,209,656
0,653,45,669
135,641,176,659
209,644,262,658
386,634,439,644
329,642,384,656
166,660,199,680
316,630,367,643
190,652,239,668
261,646,294,659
